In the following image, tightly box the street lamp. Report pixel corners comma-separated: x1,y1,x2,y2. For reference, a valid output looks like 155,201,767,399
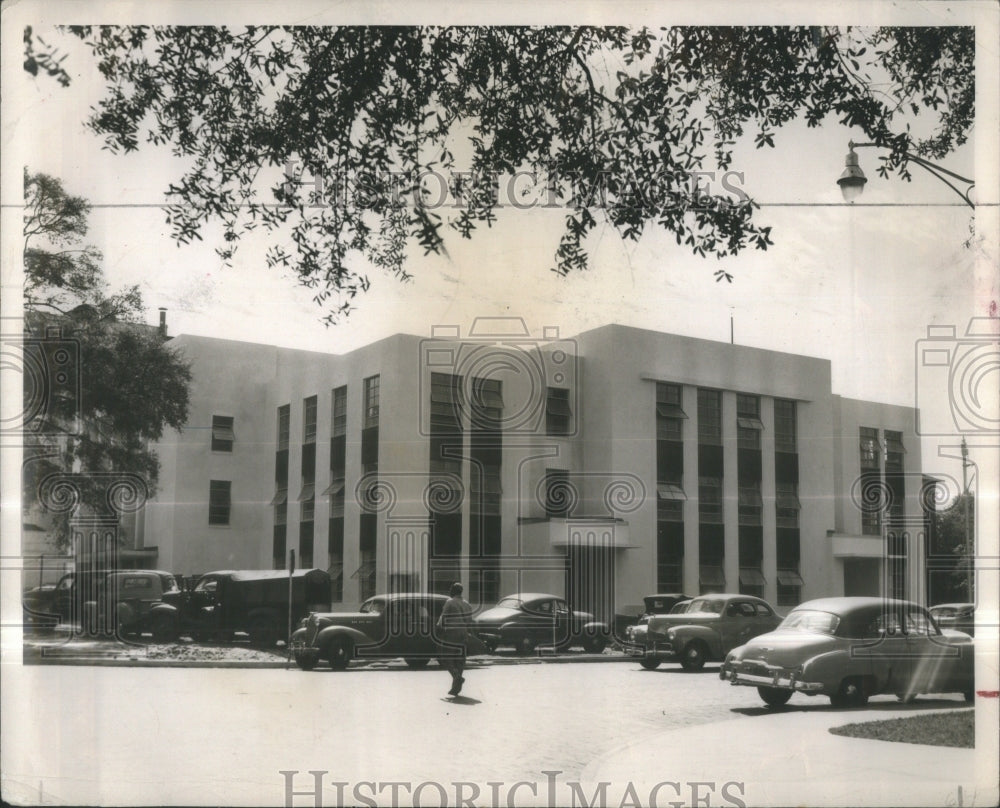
837,140,975,207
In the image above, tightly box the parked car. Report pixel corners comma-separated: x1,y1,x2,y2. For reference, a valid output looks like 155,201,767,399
929,603,975,637
472,592,610,654
289,592,460,670
623,593,782,671
51,568,115,622
22,584,59,630
174,568,332,647
636,593,692,624
82,570,184,641
720,597,975,707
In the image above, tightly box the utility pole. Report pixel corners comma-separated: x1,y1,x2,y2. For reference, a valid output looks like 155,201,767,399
961,438,973,602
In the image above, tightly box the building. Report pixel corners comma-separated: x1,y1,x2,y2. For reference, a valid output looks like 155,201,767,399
141,319,931,622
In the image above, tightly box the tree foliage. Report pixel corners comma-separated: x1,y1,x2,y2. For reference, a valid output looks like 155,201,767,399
931,491,976,601
28,25,974,321
23,171,192,549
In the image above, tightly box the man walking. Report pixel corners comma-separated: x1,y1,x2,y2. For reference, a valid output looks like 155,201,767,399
438,582,472,696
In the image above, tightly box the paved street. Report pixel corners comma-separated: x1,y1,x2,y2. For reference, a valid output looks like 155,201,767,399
1,659,985,806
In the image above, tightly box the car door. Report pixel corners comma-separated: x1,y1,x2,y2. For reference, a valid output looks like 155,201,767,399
865,608,912,695
904,607,955,696
524,598,554,644
722,600,759,650
553,599,571,646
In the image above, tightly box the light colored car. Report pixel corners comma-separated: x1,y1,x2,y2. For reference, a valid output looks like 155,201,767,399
720,597,975,707
623,593,782,670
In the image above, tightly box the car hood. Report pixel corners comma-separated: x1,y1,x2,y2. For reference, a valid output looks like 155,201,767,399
474,607,522,625
730,630,838,666
647,613,720,630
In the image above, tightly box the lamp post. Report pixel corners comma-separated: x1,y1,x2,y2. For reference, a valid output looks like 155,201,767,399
837,141,975,207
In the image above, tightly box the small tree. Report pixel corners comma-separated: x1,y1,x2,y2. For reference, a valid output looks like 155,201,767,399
930,491,975,603
22,170,192,551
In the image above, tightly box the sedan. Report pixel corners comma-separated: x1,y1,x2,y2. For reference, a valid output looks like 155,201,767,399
720,597,974,707
472,593,610,654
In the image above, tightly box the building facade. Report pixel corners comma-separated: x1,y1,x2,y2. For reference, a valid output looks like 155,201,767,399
141,320,930,622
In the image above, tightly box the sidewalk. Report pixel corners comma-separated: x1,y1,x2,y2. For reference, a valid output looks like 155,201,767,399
582,704,994,807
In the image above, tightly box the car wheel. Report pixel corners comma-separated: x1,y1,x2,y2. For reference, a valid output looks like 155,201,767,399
326,638,352,671
404,657,431,669
516,636,536,656
640,657,661,671
248,615,280,648
757,686,793,707
150,613,178,643
582,634,607,654
679,641,707,671
830,678,868,708
295,653,317,672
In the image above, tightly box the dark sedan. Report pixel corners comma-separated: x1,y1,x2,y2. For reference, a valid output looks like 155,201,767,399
472,593,610,654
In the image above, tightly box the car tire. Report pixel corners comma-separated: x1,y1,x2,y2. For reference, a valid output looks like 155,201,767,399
582,634,607,654
150,613,178,643
679,641,707,671
326,638,352,671
831,678,869,708
295,653,317,671
404,657,431,669
516,636,536,656
757,686,793,707
640,657,661,670
248,615,280,648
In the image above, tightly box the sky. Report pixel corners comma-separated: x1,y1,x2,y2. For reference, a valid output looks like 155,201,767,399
1,2,997,490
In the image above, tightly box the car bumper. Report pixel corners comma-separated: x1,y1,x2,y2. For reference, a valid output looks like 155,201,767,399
720,663,824,693
623,641,675,660
290,640,320,661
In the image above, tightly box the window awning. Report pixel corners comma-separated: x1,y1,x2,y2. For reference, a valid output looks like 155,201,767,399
328,562,344,582
699,565,725,586
269,488,288,506
351,562,376,579
739,568,766,586
212,423,235,441
737,417,764,430
546,396,573,416
885,435,906,454
321,478,345,497
777,569,804,586
298,482,315,502
738,487,763,507
656,402,688,419
656,483,687,501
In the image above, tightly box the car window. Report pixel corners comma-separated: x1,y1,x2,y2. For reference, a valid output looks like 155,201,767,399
121,577,153,591
905,610,938,636
530,600,553,615
778,610,840,634
194,579,217,594
496,597,522,609
57,576,74,591
754,603,774,617
865,612,904,637
554,600,569,613
360,599,385,614
687,598,724,614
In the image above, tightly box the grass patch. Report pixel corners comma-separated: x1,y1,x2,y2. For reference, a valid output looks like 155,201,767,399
829,709,974,748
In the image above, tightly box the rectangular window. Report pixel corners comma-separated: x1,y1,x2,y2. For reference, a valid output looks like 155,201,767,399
860,426,880,470
301,497,315,523
272,523,287,570
736,394,762,449
328,518,344,602
361,426,379,476
738,484,762,526
299,520,314,568
364,375,380,429
656,382,686,440
698,476,723,523
332,386,347,437
430,373,462,430
546,386,572,436
277,404,290,451
303,396,318,443
776,567,804,607
657,520,684,592
774,399,796,453
208,480,231,526
697,389,722,445
776,482,801,528
211,415,235,452
472,377,504,428
357,513,377,600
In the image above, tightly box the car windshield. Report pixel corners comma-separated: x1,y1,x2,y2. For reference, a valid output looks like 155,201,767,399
685,598,724,614
360,599,385,614
496,597,523,609
776,610,840,635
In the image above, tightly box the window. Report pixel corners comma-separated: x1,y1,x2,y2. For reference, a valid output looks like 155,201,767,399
299,520,314,568
739,568,765,598
546,386,572,436
301,497,315,523
469,468,501,515
356,513,377,600
657,520,684,591
472,377,504,427
430,373,462,430
774,399,796,453
303,396,318,443
364,375,380,429
208,480,231,526
300,442,316,502
332,386,347,437
698,476,723,523
697,389,722,445
860,426,880,470
211,415,235,452
885,429,905,472
738,484,762,525
277,405,290,451
272,523,286,569
776,482,801,528
736,394,762,449
328,518,344,602
656,382,686,440
776,569,804,607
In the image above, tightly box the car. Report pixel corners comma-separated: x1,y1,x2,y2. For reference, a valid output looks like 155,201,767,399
82,570,184,641
472,592,611,655
929,603,975,637
21,584,59,630
719,597,975,708
289,592,460,671
623,593,783,671
636,593,692,624
177,568,332,647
